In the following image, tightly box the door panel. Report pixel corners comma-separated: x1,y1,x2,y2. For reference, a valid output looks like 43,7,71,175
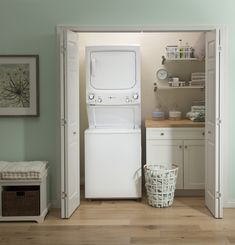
184,140,205,189
146,139,183,189
61,30,80,218
205,30,222,218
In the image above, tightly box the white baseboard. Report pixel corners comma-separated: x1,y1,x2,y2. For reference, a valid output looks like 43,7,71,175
224,200,235,208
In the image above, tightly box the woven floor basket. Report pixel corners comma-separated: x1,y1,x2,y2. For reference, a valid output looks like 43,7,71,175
144,164,178,208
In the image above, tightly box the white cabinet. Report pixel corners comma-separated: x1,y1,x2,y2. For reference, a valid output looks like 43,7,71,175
146,127,205,190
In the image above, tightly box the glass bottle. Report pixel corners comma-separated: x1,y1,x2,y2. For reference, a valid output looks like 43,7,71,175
178,39,184,58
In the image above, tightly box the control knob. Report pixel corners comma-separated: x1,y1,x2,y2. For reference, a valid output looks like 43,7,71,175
126,97,130,103
133,93,139,100
88,93,95,100
98,97,102,103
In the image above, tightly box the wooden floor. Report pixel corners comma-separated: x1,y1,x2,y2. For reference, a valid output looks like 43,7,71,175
0,196,235,245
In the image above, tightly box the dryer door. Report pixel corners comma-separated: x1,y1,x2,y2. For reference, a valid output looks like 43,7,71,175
87,48,138,90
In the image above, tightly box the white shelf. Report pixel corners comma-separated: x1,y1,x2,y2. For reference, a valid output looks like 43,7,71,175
166,58,198,61
157,85,205,90
162,56,204,64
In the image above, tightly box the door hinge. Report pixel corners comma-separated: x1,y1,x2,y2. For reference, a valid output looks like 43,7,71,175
216,118,222,125
216,192,222,199
62,192,67,199
61,118,67,126
60,45,67,54
218,45,222,53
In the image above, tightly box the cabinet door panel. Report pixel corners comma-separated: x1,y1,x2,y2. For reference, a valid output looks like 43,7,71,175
184,140,205,189
146,139,183,189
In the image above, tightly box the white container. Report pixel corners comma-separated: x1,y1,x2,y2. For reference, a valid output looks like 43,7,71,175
169,110,182,120
166,46,178,59
152,111,165,121
172,77,179,82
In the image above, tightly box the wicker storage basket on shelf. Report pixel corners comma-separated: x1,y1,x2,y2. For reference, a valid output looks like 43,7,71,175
144,164,178,208
2,186,40,216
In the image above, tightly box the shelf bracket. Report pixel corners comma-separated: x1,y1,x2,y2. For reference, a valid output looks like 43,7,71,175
153,82,158,92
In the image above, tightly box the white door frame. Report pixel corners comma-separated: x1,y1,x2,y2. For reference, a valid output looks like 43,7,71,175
57,24,229,210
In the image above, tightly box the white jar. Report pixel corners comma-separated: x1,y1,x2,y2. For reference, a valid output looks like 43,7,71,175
169,110,182,120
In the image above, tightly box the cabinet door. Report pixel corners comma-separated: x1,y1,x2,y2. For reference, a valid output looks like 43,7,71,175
183,140,205,189
146,139,183,189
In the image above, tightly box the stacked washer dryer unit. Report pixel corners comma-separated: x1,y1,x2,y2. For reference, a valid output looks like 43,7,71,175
85,45,141,199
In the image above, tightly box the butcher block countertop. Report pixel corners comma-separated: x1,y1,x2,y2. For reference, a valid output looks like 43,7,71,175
145,119,205,128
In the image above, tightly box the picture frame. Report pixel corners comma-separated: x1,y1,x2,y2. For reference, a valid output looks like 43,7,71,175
0,55,39,116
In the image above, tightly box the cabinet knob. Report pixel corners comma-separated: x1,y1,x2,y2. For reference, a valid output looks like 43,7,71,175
179,145,182,149
208,131,211,134
160,133,164,136
185,145,188,149
202,132,205,136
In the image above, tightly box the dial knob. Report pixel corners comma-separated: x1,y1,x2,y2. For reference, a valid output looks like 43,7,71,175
133,93,139,100
98,97,102,103
88,93,95,100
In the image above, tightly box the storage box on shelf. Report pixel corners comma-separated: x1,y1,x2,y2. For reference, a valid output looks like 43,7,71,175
2,186,40,216
165,44,193,60
0,161,49,223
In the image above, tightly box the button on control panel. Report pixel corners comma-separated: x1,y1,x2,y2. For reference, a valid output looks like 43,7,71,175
88,93,95,100
125,97,130,103
132,93,139,100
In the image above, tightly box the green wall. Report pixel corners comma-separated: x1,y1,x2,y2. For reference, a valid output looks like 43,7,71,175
0,0,234,205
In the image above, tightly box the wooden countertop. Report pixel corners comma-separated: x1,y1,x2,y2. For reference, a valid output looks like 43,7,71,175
145,119,205,128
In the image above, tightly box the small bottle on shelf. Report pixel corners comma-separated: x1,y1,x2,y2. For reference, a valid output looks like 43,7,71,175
185,42,190,59
178,39,184,59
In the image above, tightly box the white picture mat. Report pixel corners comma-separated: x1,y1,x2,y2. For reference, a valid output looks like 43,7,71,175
0,56,38,116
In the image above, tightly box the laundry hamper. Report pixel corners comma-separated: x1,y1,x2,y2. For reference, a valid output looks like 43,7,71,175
144,164,178,208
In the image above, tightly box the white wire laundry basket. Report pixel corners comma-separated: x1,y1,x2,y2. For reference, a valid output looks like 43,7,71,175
144,164,178,208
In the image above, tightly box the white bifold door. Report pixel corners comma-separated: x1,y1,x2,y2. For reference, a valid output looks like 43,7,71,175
60,30,80,218
205,30,222,218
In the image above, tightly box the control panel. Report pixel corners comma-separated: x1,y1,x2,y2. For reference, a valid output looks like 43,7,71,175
86,92,140,105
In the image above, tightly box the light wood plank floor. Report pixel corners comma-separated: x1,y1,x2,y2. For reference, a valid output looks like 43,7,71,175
0,196,235,245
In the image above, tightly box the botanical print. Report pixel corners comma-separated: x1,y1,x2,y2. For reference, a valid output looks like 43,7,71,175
0,64,30,108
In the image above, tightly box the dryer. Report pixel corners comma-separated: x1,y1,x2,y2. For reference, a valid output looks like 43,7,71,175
85,45,141,198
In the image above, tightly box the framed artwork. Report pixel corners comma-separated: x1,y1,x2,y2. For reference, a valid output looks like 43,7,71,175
0,55,39,116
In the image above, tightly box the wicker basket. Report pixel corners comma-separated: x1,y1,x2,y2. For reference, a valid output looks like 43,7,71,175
144,164,178,208
2,186,40,216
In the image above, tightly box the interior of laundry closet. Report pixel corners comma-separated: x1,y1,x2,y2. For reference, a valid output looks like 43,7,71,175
78,31,206,198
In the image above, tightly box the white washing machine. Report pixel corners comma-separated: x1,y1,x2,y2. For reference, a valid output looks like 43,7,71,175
85,129,141,198
85,45,141,198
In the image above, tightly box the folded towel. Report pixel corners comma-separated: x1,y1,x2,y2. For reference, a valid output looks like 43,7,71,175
0,161,48,180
